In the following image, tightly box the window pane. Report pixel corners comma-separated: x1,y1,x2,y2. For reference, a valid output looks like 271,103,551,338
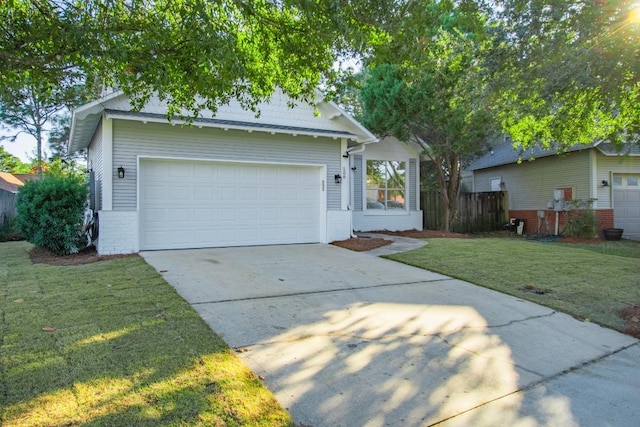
366,160,406,210
366,160,386,187
386,161,405,189
386,189,405,209
613,176,623,187
627,176,638,186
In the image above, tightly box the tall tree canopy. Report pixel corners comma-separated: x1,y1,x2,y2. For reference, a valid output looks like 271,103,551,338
1,0,383,117
0,146,30,173
492,0,640,148
359,0,498,231
0,78,95,174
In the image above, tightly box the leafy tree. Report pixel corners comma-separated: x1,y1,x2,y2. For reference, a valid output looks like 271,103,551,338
0,79,91,175
0,0,385,118
16,174,88,255
0,145,30,173
47,113,71,160
360,1,498,231
47,112,86,168
491,0,640,148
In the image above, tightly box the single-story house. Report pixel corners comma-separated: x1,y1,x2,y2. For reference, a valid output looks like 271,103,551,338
0,172,39,222
465,140,640,239
69,90,423,255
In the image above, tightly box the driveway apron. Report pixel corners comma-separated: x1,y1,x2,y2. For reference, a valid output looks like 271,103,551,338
141,244,639,427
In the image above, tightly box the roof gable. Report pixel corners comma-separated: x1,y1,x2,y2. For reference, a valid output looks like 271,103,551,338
69,89,377,153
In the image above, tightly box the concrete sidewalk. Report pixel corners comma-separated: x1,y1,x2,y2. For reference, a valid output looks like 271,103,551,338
142,244,639,427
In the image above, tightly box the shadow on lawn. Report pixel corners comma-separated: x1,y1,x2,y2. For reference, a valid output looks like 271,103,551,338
0,242,290,427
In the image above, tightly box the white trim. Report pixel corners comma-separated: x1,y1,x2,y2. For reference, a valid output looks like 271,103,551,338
105,111,356,141
102,116,113,210
362,156,411,213
319,165,328,243
590,149,598,208
314,89,378,144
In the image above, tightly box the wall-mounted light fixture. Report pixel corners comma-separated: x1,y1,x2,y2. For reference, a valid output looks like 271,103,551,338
117,166,125,179
334,174,342,184
601,180,609,187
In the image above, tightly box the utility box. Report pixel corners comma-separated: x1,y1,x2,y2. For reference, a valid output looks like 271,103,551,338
553,189,565,211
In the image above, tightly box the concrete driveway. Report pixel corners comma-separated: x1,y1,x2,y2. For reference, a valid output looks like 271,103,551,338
141,244,639,427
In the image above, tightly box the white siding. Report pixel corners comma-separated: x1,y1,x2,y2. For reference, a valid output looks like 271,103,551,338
473,150,591,209
111,120,343,211
595,152,640,209
353,211,423,232
87,121,103,210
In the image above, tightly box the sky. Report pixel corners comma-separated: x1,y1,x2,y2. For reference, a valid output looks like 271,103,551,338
1,129,43,162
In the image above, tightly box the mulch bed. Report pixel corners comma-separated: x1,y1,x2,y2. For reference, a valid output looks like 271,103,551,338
331,237,393,252
30,245,138,266
330,229,469,252
618,305,640,338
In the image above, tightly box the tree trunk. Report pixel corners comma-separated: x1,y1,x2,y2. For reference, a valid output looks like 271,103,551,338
432,152,462,233
36,125,43,177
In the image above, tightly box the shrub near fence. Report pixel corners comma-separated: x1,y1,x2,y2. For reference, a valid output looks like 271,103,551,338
421,190,508,233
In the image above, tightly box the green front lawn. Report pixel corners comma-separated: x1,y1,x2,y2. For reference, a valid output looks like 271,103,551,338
385,237,640,333
0,241,293,427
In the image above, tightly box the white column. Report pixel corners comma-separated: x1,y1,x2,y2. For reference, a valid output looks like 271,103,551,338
102,116,114,210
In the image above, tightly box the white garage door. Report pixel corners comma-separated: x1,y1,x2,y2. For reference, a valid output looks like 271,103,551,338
140,159,322,250
613,174,640,240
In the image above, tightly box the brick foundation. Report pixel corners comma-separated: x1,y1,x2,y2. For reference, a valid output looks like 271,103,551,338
97,210,139,255
509,209,614,237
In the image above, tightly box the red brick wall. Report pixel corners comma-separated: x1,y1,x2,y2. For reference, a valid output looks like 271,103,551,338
509,209,614,237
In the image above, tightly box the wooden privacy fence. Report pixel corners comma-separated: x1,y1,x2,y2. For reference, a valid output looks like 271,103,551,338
0,189,18,224
421,190,508,233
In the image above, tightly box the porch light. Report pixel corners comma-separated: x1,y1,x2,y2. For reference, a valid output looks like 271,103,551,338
602,180,609,187
334,174,342,184
117,166,125,179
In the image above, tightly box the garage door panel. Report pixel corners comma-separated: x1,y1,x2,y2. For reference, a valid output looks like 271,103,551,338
140,159,322,250
169,186,192,200
613,176,640,239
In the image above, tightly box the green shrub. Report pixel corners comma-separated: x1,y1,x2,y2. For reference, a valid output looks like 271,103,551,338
16,175,88,255
0,215,24,241
563,209,597,238
562,199,597,238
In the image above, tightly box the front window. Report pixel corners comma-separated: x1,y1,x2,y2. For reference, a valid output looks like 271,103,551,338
366,160,406,210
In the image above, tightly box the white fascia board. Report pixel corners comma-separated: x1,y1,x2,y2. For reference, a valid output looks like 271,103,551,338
69,90,125,153
313,89,378,144
104,111,357,141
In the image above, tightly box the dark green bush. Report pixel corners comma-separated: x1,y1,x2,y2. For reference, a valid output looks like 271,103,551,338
16,175,88,255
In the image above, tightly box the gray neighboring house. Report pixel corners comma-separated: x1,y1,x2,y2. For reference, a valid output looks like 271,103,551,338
69,90,423,255
465,141,640,239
